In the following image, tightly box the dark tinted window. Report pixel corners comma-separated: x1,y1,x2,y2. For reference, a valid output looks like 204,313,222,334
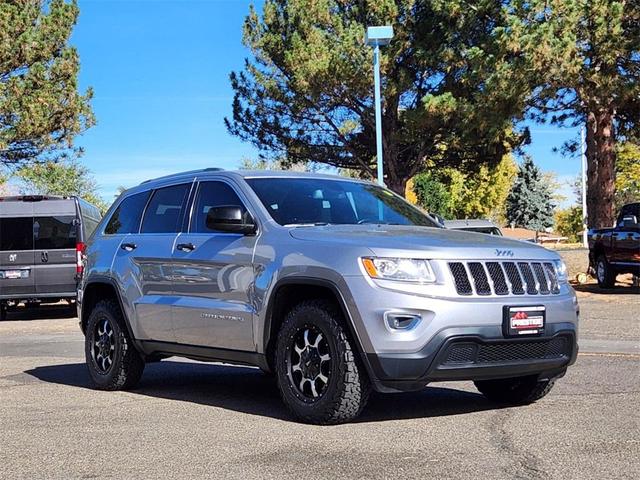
0,218,33,251
34,216,77,249
246,178,440,227
105,191,150,235
192,181,247,233
141,184,190,234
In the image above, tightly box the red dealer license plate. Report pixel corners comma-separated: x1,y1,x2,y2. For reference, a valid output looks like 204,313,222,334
504,306,545,337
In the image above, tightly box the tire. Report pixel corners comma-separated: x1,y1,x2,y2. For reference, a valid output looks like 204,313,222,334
596,255,616,288
474,375,555,405
275,299,371,424
85,299,145,391
0,304,7,321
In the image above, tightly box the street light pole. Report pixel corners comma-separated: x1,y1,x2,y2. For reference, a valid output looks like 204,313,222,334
373,43,384,186
581,126,588,248
365,26,394,187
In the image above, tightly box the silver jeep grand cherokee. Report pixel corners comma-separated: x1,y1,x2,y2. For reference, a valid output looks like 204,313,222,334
78,169,579,424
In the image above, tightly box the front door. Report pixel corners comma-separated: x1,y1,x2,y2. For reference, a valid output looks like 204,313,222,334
171,180,257,351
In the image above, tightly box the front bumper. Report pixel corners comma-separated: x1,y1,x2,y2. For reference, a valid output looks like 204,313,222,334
366,322,578,392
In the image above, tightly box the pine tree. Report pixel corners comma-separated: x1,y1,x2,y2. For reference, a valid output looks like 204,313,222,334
506,158,555,233
0,0,94,165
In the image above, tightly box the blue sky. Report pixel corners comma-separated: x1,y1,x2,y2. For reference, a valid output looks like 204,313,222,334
71,0,581,205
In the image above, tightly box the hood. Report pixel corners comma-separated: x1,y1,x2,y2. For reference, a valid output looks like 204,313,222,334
288,224,558,261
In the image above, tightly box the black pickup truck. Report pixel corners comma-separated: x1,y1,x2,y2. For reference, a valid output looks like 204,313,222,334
588,203,640,288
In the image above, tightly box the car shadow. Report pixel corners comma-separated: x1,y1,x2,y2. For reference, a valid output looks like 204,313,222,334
572,283,640,295
2,303,76,321
25,360,504,424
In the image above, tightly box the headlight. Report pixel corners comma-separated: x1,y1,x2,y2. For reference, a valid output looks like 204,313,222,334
553,259,568,282
361,257,436,283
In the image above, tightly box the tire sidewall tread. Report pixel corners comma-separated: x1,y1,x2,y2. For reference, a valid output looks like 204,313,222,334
85,299,144,391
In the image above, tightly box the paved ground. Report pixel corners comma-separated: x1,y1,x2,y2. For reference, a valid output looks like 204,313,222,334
0,288,638,480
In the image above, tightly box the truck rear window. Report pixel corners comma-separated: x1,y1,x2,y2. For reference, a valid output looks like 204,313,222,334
34,216,77,250
0,218,34,251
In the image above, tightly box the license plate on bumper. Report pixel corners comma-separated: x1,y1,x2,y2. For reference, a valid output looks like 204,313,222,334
503,305,545,337
0,269,29,279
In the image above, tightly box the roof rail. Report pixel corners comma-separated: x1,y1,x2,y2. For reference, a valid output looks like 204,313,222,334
140,167,224,185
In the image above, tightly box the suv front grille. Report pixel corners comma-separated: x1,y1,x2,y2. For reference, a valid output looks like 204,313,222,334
448,261,561,296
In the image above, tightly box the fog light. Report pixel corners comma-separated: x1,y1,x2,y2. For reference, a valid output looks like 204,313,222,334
385,312,421,330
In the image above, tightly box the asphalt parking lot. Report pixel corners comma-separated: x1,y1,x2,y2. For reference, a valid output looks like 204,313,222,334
1,287,638,480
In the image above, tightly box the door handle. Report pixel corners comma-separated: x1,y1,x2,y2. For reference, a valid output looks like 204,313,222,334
121,243,137,252
176,242,196,252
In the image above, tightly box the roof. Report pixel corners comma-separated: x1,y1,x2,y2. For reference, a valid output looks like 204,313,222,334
135,168,369,188
444,219,499,229
0,195,71,202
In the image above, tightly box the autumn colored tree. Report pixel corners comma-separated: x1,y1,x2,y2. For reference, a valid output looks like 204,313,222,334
0,0,94,165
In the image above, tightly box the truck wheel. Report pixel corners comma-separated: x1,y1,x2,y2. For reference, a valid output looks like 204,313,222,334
474,375,555,405
85,299,144,391
275,299,371,424
596,255,616,288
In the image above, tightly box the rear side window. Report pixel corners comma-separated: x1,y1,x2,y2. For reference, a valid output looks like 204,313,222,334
192,181,247,233
0,218,33,251
34,216,77,249
141,184,190,234
105,191,151,235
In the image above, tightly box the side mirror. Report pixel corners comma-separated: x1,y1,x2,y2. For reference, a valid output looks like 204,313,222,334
205,206,256,235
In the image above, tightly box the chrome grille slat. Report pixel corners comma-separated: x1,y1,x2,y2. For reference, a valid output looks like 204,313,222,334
543,262,560,294
503,262,525,295
448,261,561,297
468,262,491,295
518,262,538,295
532,262,550,295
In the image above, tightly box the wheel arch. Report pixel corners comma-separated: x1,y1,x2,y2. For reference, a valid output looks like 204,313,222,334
81,277,136,343
262,277,373,379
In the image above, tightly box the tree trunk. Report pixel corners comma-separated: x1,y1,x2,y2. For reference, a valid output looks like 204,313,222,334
585,108,617,229
385,175,408,196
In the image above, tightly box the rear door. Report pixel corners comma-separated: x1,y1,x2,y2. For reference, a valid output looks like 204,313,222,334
171,180,257,351
111,182,192,343
33,200,78,296
0,207,35,298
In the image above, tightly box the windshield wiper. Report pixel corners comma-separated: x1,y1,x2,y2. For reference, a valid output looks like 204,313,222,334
284,222,330,227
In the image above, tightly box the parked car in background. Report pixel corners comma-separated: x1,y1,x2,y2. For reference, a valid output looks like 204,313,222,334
588,203,640,288
0,195,102,320
79,170,578,424
444,219,503,236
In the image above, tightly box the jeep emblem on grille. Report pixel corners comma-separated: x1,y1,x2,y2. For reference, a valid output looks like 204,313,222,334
495,249,514,257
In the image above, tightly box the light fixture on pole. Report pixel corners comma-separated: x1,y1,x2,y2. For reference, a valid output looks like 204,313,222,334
365,25,394,186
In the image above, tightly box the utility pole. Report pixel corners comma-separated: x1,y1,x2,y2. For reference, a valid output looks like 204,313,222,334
581,127,588,248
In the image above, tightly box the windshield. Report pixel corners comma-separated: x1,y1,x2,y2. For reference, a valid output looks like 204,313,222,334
246,177,441,228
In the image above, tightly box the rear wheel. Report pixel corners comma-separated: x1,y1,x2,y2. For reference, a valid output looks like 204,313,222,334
85,299,144,390
596,255,616,288
0,304,7,321
474,375,555,405
275,300,371,424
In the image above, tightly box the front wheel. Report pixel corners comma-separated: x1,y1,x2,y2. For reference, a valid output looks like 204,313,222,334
474,375,555,405
275,300,371,424
85,299,145,390
596,255,616,288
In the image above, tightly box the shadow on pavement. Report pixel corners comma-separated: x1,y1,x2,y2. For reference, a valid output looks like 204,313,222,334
26,360,502,423
2,303,76,321
572,283,640,295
